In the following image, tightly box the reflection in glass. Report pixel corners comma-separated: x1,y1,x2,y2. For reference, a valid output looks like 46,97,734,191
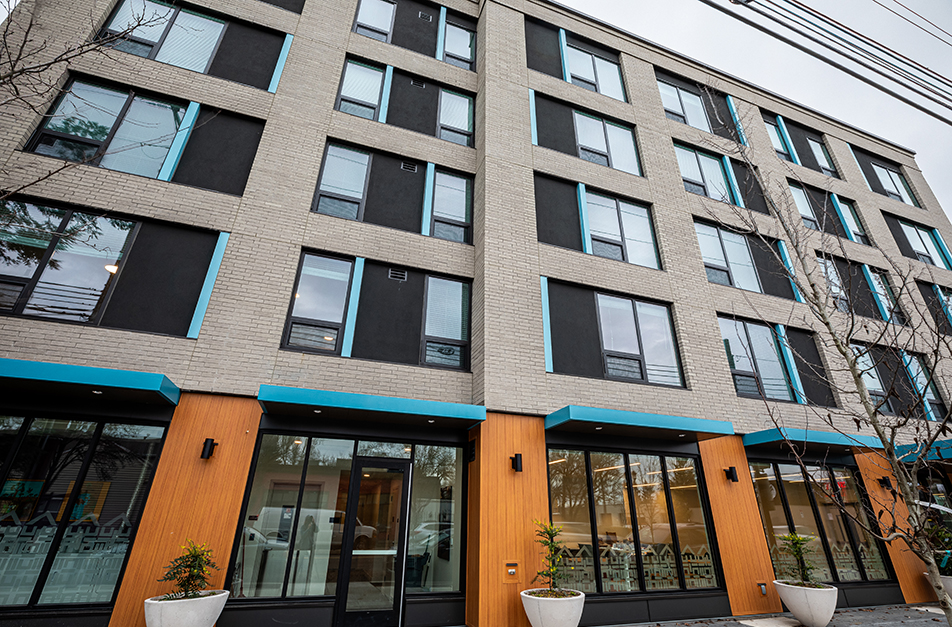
605,124,639,175
620,202,658,269
591,453,638,592
596,295,639,356
153,10,224,73
357,441,412,459
833,468,888,580
340,62,384,115
440,92,472,133
356,0,395,35
574,112,606,153
777,464,832,581
806,466,860,581
433,173,470,225
548,450,596,593
698,153,730,203
0,203,65,308
291,255,352,325
99,97,184,178
750,463,795,578
106,0,174,44
320,146,370,206
636,302,681,387
444,24,474,64
630,455,678,590
667,458,717,588
44,83,126,142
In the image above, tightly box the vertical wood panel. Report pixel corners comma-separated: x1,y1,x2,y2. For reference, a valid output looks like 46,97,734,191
698,435,782,615
467,412,549,627
854,449,935,603
108,393,262,627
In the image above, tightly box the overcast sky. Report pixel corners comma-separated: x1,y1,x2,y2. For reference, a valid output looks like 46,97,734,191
556,0,952,217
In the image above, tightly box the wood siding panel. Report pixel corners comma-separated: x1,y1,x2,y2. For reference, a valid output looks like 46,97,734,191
467,412,549,627
854,449,935,603
698,436,782,615
108,393,262,627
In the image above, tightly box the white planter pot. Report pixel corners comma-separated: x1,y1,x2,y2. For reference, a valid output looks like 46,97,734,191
774,580,837,627
520,588,585,627
144,590,229,627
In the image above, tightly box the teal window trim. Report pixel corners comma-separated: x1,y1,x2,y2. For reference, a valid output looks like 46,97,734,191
848,145,873,191
721,155,744,208
829,193,855,243
777,240,804,303
932,284,952,327
157,101,200,182
421,162,435,236
931,229,952,270
436,7,447,60
860,264,890,322
340,257,365,358
743,427,882,449
775,116,801,166
725,95,747,146
186,232,230,339
529,89,538,146
379,65,394,124
558,28,570,82
546,405,735,436
541,277,553,373
268,34,293,93
901,350,936,421
577,183,591,254
774,325,806,404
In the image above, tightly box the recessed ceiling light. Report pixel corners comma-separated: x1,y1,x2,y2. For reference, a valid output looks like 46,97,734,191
427,419,435,423
313,409,322,414
323,336,334,341
91,390,103,395
363,473,370,477
595,426,603,431
678,434,686,438
404,447,411,452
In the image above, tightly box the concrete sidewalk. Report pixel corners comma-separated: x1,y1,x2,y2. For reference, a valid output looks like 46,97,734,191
620,605,949,627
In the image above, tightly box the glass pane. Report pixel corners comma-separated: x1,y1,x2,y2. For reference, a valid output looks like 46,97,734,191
567,47,596,83
605,124,639,175
444,24,474,62
637,302,681,386
320,146,370,200
440,128,471,147
292,255,352,324
432,222,465,243
776,464,832,581
0,202,65,280
0,419,98,605
341,62,384,107
44,82,128,142
833,469,888,580
110,38,153,57
790,185,817,222
425,277,468,341
407,446,463,593
591,453,638,592
698,153,730,202
838,200,865,240
579,148,609,167
695,223,726,268
869,272,898,320
809,139,833,171
285,438,354,598
23,214,134,322
816,258,843,298
547,449,596,593
852,346,885,394
681,91,711,133
719,318,754,374
339,101,376,120
872,164,900,197
630,455,678,590
153,10,223,72
356,441,412,458
675,146,702,184
923,231,947,269
232,435,308,598
765,122,787,155
38,424,164,604
596,294,639,355
706,267,731,286
287,323,338,351
605,355,641,380
440,92,472,132
592,240,623,261
433,173,471,223
594,57,625,101
749,463,794,579
425,341,464,368
106,0,174,43
573,112,606,153
807,467,860,581
889,170,915,205
33,136,100,162
721,231,760,292
659,83,683,115
667,458,716,588
747,323,792,401
317,196,360,220
356,0,395,33
0,417,24,462
620,203,658,269
586,194,621,243
99,96,183,178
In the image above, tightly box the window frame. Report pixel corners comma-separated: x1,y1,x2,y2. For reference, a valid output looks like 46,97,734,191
807,137,838,178
764,118,792,161
353,0,397,42
909,355,947,420
815,256,850,313
718,317,793,401
566,44,626,101
437,89,474,147
872,163,917,206
334,59,387,121
430,169,473,244
442,20,476,71
789,183,819,231
311,143,374,220
695,223,762,293
585,191,659,269
571,112,641,175
657,79,711,133
900,220,949,268
837,198,870,245
868,269,905,324
419,275,471,371
675,144,733,203
851,344,895,415
281,251,357,355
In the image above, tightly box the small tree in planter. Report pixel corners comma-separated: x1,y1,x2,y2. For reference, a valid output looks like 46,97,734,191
773,533,837,627
520,520,585,627
144,540,230,627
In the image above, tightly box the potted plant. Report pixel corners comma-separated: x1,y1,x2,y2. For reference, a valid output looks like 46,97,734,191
773,532,837,627
144,540,229,627
520,520,585,627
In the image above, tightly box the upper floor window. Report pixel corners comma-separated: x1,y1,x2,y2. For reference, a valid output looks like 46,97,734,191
764,117,792,161
443,21,475,70
586,191,658,268
873,164,916,205
851,344,892,414
286,254,353,352
718,317,792,401
355,0,396,41
573,112,639,174
808,138,836,177
432,171,472,242
659,81,711,133
439,90,473,146
867,269,905,324
908,355,947,420
852,146,919,206
837,198,870,245
695,223,760,292
596,294,681,386
337,60,386,120
566,45,625,101
315,144,371,220
675,145,731,203
790,183,819,230
815,256,848,313
900,220,950,268
765,113,838,178
789,183,856,240
422,276,469,368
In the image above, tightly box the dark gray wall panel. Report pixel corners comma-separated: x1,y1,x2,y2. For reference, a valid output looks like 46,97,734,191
565,33,618,62
833,258,880,320
535,94,576,156
259,0,305,13
391,0,439,57
874,347,921,419
748,237,795,300
786,329,835,406
364,153,425,233
883,213,918,259
172,110,264,196
731,161,769,214
219,604,333,626
387,70,440,137
352,262,425,365
804,185,847,238
852,146,898,198
918,281,952,335
404,597,465,626
785,120,824,173
208,22,285,90
525,19,562,79
534,173,582,251
548,281,603,378
101,222,218,336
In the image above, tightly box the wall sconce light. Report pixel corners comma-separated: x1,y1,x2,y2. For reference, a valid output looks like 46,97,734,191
511,453,523,472
724,466,739,482
758,583,767,596
201,438,218,459
878,476,893,491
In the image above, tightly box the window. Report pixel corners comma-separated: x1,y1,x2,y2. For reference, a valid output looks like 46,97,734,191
868,270,904,324
837,198,869,245
718,318,793,401
658,81,710,132
596,294,681,386
852,345,892,414
314,145,371,220
901,221,949,268
872,163,916,205
337,60,386,120
422,276,469,368
789,183,819,230
285,254,354,352
573,112,640,174
29,79,185,178
675,145,732,203
764,118,792,161
815,256,849,313
354,0,396,41
431,171,472,243
585,192,658,268
439,90,473,146
102,0,225,73
694,224,760,292
808,138,837,177
547,449,718,593
443,22,475,70
0,417,164,607
566,46,626,101
908,355,947,420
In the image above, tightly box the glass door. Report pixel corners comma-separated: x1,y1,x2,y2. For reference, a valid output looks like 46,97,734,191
334,459,411,627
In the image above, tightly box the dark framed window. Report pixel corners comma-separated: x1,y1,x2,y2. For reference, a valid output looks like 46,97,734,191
764,118,792,161
675,145,732,203
815,256,849,313
313,145,372,220
868,269,905,324
547,448,719,594
421,276,470,369
336,60,386,120
694,223,760,292
438,90,473,146
872,163,916,205
658,81,710,132
573,112,640,174
443,21,475,70
595,293,681,386
900,220,950,268
0,415,165,607
431,171,472,243
354,0,396,42
837,198,870,245
718,318,793,401
283,253,355,353
566,45,625,101
851,344,894,414
908,355,948,420
585,191,658,268
807,138,837,177
789,183,819,230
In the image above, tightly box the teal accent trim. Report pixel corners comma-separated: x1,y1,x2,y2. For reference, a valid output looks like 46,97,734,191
725,95,747,146
436,7,447,60
258,385,486,423
931,229,952,271
932,284,952,328
848,145,873,191
558,29,570,82
775,116,801,166
861,264,890,321
529,89,538,146
577,183,591,254
421,163,435,236
777,240,804,303
541,277,553,373
379,66,394,124
721,155,744,208
900,350,936,421
896,440,952,461
340,257,364,358
829,193,855,243
187,232,229,339
743,427,882,449
268,34,293,93
0,358,180,405
545,405,734,436
158,102,200,182
774,325,806,404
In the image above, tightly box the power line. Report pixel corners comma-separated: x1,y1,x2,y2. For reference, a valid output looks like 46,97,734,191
874,0,952,47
